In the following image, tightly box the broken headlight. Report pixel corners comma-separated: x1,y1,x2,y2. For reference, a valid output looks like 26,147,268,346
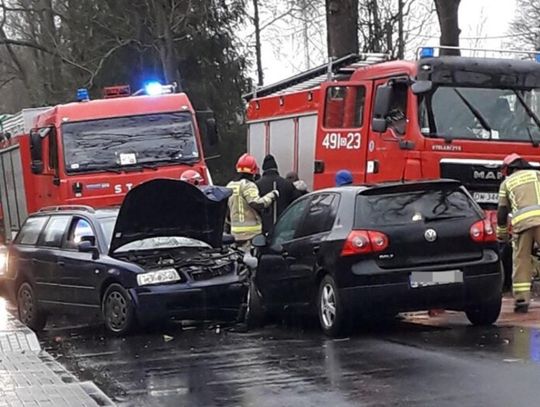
137,268,181,286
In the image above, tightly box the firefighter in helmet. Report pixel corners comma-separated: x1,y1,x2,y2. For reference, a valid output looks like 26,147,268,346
180,169,203,186
226,154,278,249
497,153,540,313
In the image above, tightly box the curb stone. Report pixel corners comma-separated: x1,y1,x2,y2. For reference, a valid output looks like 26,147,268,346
0,311,115,406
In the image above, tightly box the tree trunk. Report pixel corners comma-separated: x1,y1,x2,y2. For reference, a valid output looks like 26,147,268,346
397,0,404,59
155,1,182,90
434,0,461,56
252,0,263,86
325,0,359,58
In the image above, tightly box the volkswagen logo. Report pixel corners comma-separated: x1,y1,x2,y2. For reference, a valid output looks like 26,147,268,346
424,228,437,242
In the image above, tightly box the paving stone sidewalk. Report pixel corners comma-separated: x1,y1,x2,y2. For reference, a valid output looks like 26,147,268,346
0,310,114,407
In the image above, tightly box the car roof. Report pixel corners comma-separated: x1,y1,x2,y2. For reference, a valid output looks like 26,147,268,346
312,179,462,196
28,206,119,220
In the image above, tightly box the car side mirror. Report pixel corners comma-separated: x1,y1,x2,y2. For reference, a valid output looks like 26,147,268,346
251,234,267,248
222,233,235,245
78,240,99,260
371,85,393,133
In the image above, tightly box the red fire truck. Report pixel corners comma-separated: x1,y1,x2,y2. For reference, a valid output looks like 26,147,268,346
0,84,217,242
245,48,540,284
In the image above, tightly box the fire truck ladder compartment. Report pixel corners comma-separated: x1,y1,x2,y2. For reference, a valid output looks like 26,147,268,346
243,53,388,101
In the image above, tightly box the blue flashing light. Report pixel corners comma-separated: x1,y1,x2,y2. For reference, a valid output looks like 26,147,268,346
419,47,435,59
76,88,89,102
535,54,540,63
145,81,163,96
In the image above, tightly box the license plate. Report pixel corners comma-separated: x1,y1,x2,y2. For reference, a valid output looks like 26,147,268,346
409,270,463,288
472,191,498,204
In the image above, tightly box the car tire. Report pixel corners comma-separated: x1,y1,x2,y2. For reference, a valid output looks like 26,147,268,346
17,282,47,332
245,280,266,329
102,284,136,336
465,295,502,326
318,275,349,337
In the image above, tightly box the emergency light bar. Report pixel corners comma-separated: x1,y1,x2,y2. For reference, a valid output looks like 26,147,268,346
418,45,540,61
131,81,177,96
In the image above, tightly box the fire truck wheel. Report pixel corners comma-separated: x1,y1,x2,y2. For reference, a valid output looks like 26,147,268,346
102,284,136,336
17,282,47,332
465,295,502,326
317,275,349,337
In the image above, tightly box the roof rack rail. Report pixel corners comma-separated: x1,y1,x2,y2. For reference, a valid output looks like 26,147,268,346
38,205,95,213
243,53,388,101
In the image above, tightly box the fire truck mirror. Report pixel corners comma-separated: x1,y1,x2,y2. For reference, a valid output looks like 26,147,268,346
205,118,219,146
372,85,393,133
411,80,433,94
30,130,44,174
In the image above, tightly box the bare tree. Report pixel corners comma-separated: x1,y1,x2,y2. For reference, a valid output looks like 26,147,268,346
325,0,359,58
434,0,461,55
509,0,540,51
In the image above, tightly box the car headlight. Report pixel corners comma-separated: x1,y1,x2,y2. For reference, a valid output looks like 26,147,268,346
137,268,181,286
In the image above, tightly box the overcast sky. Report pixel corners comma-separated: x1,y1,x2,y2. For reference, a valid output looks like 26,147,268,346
261,0,519,85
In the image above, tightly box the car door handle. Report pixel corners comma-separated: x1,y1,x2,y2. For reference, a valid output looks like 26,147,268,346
57,261,65,267
313,246,320,254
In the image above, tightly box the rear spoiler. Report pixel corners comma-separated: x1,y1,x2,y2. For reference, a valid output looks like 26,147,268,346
358,179,463,196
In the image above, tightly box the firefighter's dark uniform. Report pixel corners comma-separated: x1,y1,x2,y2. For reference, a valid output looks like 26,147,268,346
497,169,540,305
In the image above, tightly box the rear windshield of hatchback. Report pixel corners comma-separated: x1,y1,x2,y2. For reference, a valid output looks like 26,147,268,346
355,186,481,227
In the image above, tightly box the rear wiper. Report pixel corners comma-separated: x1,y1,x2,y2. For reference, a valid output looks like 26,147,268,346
453,89,493,138
424,214,466,222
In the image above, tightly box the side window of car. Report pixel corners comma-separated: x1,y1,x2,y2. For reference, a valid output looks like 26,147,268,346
65,217,96,249
296,194,339,238
15,216,49,245
272,198,310,246
40,216,71,248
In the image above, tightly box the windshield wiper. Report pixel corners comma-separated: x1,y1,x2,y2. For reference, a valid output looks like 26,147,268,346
424,214,466,222
453,89,493,137
513,90,540,147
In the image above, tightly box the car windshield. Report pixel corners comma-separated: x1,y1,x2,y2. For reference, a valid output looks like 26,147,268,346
62,112,199,173
355,186,480,227
418,86,540,143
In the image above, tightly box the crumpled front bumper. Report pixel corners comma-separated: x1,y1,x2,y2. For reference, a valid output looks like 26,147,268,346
129,273,248,325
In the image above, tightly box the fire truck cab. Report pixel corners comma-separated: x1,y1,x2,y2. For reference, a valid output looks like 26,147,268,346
245,48,540,211
0,84,217,242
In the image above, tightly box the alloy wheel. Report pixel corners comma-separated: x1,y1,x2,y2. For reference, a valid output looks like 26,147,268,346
320,283,337,328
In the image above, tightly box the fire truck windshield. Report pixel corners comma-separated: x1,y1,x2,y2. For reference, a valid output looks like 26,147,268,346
62,112,198,173
418,86,540,143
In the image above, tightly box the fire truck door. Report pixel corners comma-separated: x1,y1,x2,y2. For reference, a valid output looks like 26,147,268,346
32,127,60,210
314,81,372,188
365,78,411,183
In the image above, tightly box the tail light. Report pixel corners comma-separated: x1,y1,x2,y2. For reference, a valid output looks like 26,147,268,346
470,219,497,243
341,230,389,256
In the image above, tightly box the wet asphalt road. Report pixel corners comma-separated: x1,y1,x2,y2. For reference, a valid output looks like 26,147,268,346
34,308,540,407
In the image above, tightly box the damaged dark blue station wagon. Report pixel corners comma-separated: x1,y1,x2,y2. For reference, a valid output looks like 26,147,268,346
4,180,247,335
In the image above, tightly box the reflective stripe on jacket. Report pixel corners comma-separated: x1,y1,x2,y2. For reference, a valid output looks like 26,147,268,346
498,169,540,234
226,179,274,241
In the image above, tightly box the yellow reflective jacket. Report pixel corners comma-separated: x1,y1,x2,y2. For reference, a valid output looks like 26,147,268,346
226,179,275,241
498,169,540,235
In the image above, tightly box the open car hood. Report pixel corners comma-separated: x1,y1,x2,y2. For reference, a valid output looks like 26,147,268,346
109,179,231,254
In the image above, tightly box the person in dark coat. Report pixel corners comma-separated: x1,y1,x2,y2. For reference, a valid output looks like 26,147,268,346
256,154,297,234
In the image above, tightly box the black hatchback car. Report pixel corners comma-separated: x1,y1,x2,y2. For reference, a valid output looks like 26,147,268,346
250,180,502,336
4,180,247,335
